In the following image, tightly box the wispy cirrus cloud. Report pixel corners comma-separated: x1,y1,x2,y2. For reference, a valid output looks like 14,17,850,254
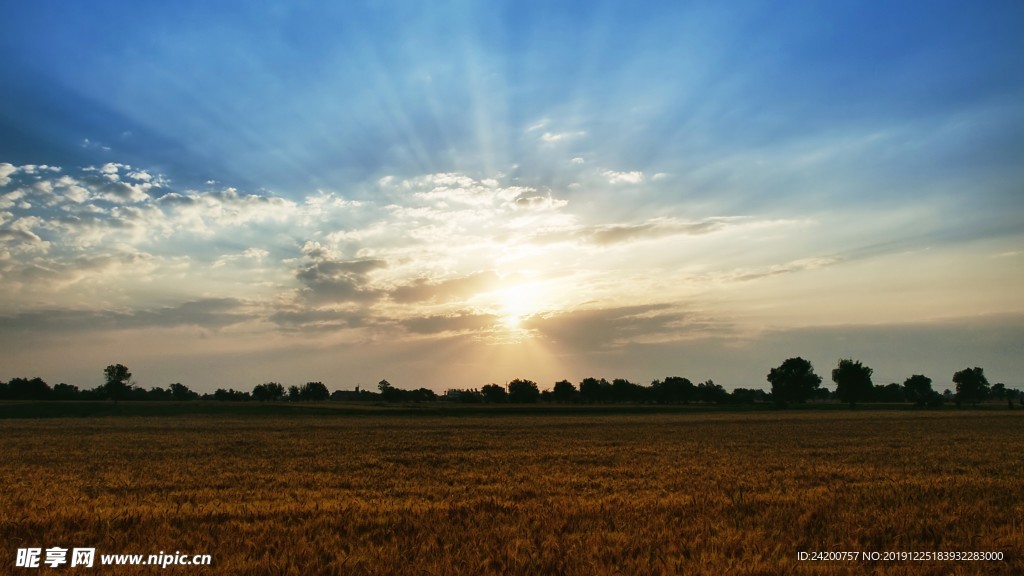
527,216,737,247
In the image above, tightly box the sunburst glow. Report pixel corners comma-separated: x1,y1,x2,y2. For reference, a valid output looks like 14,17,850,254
494,282,547,332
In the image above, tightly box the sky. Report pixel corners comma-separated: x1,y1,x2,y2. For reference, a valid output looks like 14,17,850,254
1,1,1023,394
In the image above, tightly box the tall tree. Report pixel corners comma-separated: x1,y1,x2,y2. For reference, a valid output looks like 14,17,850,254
953,367,990,406
832,358,874,406
377,379,401,402
767,357,822,406
103,364,132,403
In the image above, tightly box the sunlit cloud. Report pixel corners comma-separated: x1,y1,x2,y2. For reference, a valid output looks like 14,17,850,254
400,312,501,336
390,271,501,304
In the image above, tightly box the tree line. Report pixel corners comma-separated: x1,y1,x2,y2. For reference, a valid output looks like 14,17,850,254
1,358,1020,408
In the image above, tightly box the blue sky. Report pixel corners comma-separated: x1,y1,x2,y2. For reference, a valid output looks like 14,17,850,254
2,1,1023,392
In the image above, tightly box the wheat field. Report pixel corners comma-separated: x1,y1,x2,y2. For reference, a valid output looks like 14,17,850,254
2,409,1021,575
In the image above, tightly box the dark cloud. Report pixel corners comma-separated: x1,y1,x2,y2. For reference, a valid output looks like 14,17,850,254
1,251,154,288
295,258,387,303
390,271,500,303
0,297,250,332
77,169,155,203
268,307,372,332
0,228,44,245
129,298,250,328
522,304,689,349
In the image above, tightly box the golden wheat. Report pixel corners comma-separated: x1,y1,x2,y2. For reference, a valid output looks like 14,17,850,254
1,410,1021,575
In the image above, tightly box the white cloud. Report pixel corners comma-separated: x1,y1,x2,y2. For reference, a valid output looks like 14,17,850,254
0,189,25,210
244,247,269,261
212,247,271,269
398,172,534,208
603,170,645,185
55,176,90,204
512,194,569,211
100,163,120,179
81,138,111,152
0,216,51,254
540,130,586,143
0,163,15,186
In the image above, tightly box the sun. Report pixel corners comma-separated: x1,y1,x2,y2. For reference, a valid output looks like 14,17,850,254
495,282,545,331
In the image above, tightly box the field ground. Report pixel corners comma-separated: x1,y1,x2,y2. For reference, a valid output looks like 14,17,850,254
2,410,1022,575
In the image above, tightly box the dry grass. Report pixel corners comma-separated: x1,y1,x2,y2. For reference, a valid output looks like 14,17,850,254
2,410,1022,575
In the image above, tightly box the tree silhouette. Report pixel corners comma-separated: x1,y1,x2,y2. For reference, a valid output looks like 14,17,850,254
103,364,132,403
611,378,644,403
213,388,250,401
301,381,330,401
902,374,934,407
477,383,505,401
767,357,822,406
576,377,606,403
169,382,199,401
651,376,695,404
832,358,874,406
6,377,52,400
990,383,1006,400
872,382,904,403
552,380,577,403
953,367,989,406
252,382,286,401
729,388,763,404
480,383,508,403
377,379,402,402
696,380,729,404
507,379,540,403
52,382,80,400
